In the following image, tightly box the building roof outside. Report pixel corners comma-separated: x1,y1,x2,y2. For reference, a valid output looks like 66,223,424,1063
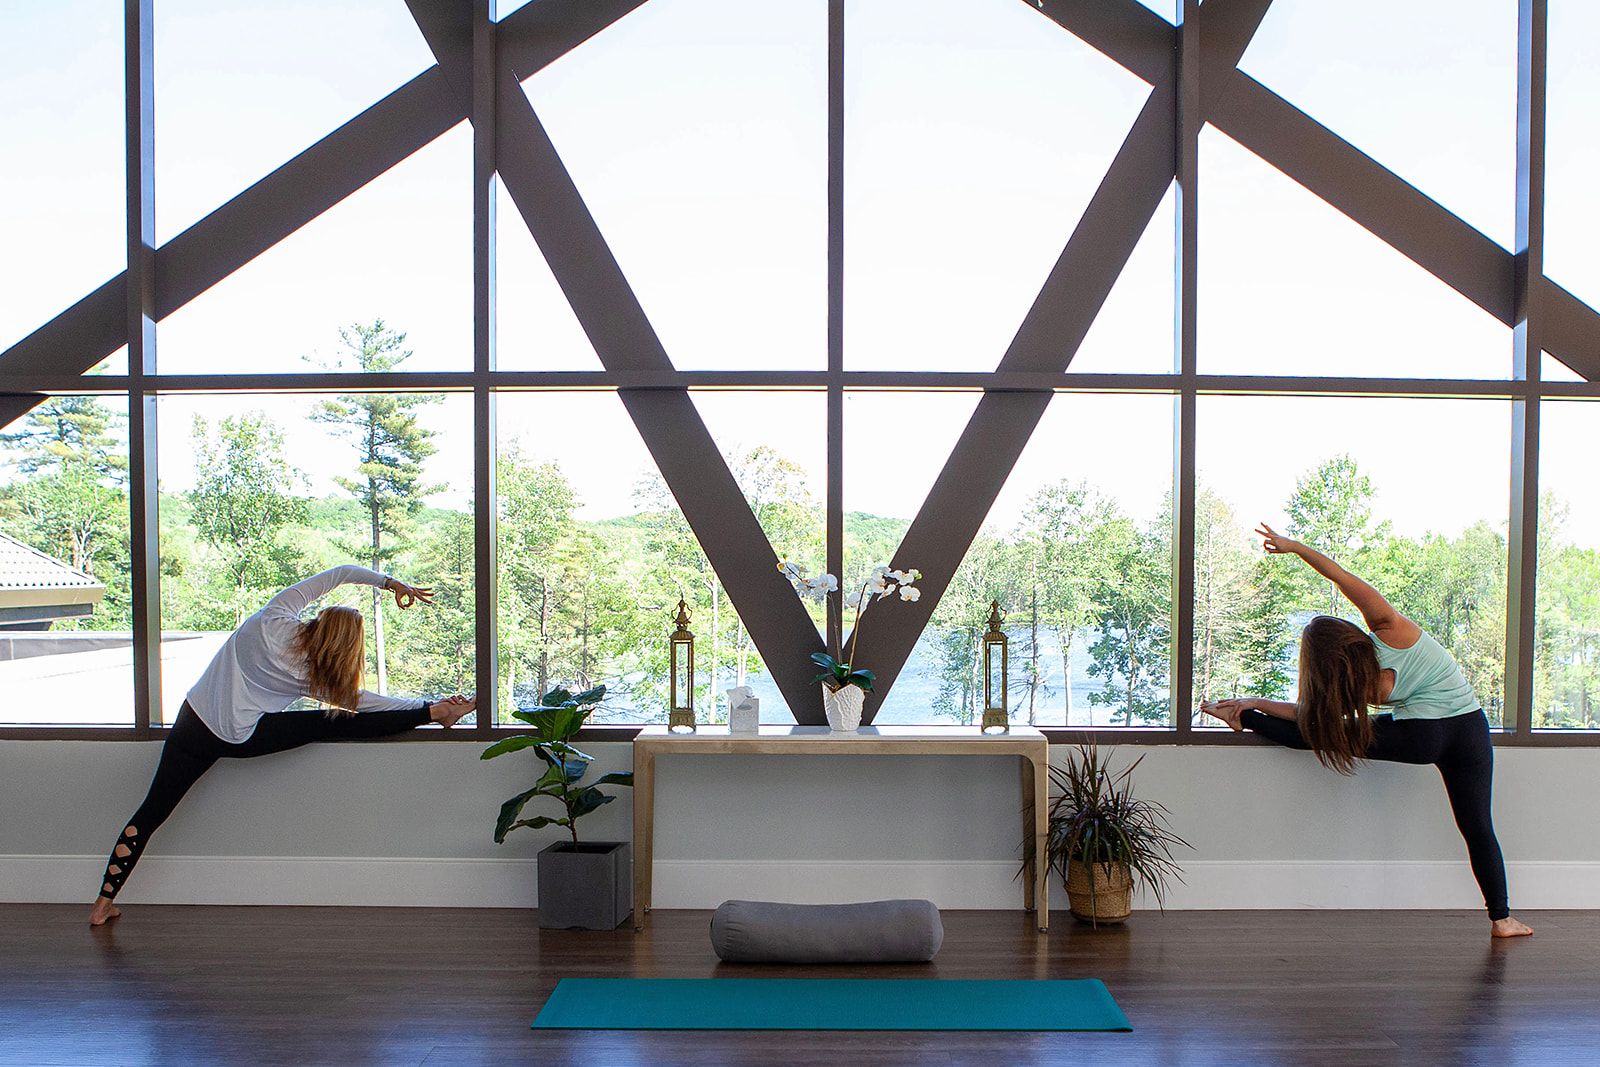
0,530,105,609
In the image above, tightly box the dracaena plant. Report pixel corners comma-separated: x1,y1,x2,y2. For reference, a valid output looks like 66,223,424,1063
778,559,922,692
1035,745,1190,914
481,684,633,845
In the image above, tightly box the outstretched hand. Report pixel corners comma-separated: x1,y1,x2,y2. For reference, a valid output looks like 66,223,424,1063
430,694,476,728
387,578,434,609
1255,523,1302,556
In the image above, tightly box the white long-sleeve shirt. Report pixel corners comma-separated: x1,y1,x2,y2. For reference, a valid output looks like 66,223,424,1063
185,566,425,744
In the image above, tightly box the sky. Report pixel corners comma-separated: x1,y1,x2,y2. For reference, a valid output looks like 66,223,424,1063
2,0,1597,550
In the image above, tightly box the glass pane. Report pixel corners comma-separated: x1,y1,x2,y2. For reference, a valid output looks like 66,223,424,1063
1534,399,1600,730
157,390,474,726
1069,183,1176,375
874,392,1174,727
155,0,437,242
1546,0,1600,315
1198,127,1511,379
845,0,1152,371
1238,0,1516,249
842,391,979,603
496,183,604,371
523,0,828,371
0,2,123,354
1542,352,1585,384
1196,396,1511,728
157,121,472,375
691,391,824,717
496,391,794,726
0,395,132,726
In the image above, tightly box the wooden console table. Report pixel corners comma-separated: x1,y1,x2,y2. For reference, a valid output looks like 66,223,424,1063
630,724,1051,932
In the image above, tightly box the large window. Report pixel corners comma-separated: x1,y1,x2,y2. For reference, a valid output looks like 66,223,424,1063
1,2,1594,741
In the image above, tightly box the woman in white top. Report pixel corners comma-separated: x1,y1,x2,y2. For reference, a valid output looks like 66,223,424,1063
89,566,474,925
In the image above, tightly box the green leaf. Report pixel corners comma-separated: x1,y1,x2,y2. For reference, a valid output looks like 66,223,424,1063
592,771,634,788
493,786,543,843
480,735,541,760
572,684,606,706
566,789,615,821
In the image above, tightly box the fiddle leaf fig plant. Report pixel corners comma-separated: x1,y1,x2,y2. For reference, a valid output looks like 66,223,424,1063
482,684,633,845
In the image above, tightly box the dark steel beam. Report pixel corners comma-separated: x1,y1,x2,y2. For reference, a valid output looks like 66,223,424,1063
1171,0,1200,735
826,0,844,657
125,0,160,734
15,369,1600,398
1506,0,1548,736
472,0,499,731
1542,279,1600,380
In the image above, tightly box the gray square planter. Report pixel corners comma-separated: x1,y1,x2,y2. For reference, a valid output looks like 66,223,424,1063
536,841,632,930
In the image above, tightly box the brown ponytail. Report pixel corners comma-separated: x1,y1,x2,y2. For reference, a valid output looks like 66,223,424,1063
291,605,366,716
1295,615,1382,775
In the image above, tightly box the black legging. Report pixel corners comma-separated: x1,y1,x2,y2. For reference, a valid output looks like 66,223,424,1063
98,701,430,901
1240,707,1510,921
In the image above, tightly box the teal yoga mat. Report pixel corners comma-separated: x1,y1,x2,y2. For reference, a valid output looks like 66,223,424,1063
531,978,1131,1031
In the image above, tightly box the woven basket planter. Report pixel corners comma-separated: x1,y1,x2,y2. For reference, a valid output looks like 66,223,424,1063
1064,860,1133,925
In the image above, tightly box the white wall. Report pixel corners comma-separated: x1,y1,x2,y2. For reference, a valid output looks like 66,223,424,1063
3,738,1597,912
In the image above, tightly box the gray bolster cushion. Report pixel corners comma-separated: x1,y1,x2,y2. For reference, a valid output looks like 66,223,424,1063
709,899,944,964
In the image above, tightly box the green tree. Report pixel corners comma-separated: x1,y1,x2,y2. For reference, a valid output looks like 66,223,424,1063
1189,487,1255,708
927,531,1012,725
308,321,442,691
1012,480,1113,724
497,449,579,705
1285,455,1387,617
188,412,309,625
1086,513,1170,726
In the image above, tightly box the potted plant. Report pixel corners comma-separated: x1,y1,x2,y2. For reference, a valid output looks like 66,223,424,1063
778,558,921,730
482,684,635,929
1041,745,1189,926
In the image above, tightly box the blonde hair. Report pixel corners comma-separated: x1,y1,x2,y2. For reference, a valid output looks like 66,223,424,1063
1295,615,1382,775
292,605,366,717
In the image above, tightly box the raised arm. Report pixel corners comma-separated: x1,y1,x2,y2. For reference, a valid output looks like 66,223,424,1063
260,566,435,621
1255,523,1418,645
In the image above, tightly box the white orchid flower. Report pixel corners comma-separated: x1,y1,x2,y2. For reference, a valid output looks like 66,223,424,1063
866,575,889,596
818,573,839,593
870,565,892,579
899,585,921,602
777,558,807,580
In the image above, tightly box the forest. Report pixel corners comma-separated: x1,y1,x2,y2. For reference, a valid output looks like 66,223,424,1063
3,325,1597,731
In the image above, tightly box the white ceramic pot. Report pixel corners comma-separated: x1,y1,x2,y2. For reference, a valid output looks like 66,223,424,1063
823,683,866,731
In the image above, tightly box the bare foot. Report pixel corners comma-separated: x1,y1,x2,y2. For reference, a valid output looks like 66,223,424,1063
1200,700,1244,732
1491,916,1533,938
430,695,476,729
89,896,121,926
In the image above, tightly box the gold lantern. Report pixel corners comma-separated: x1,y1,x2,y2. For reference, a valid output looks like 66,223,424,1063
982,600,1009,734
669,598,696,733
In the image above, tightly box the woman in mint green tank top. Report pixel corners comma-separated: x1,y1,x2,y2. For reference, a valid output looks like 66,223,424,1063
1201,524,1533,939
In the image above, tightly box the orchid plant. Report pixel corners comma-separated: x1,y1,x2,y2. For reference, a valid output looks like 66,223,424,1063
778,559,922,692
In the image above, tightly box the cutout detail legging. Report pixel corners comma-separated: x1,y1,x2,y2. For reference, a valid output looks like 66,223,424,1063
1239,707,1510,921
98,701,429,901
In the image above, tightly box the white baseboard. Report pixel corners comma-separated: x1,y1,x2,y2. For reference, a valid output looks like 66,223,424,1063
6,855,1597,911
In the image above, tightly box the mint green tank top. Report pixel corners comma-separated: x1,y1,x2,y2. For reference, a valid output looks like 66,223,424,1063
1368,629,1480,720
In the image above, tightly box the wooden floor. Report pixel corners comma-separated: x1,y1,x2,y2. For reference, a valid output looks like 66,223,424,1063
2,905,1596,1066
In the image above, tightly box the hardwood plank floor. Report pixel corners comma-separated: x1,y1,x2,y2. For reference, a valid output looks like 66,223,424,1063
1,905,1595,1066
